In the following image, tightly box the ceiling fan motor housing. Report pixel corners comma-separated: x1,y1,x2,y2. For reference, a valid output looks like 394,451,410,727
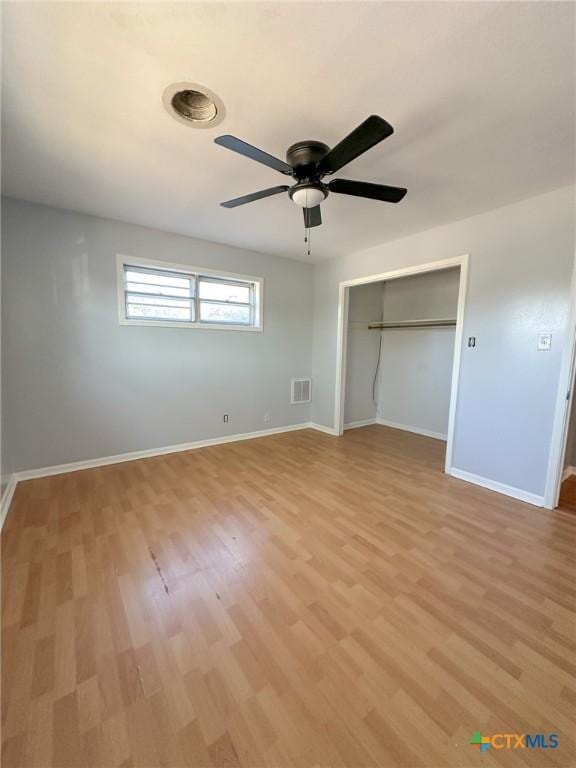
286,141,330,179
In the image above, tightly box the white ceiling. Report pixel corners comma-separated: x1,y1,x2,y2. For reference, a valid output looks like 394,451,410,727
2,2,574,262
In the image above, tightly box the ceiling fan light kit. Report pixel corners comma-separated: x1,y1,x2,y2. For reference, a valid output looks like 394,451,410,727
214,115,407,235
289,183,328,208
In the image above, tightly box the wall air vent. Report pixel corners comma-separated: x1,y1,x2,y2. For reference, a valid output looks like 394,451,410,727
291,378,312,404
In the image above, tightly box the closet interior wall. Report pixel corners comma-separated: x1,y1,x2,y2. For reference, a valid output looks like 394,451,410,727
344,268,460,440
563,400,576,476
344,283,383,426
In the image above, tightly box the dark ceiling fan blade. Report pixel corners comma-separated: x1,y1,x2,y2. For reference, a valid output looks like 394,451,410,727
328,179,407,203
303,205,322,228
317,116,394,175
215,135,293,175
220,185,289,208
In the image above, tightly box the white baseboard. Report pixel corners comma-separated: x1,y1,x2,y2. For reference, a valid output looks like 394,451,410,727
0,475,18,529
376,417,447,442
449,467,544,508
562,465,576,482
310,423,340,436
344,418,377,430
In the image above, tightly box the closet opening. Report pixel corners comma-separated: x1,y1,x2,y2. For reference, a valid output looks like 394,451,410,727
334,256,468,476
544,261,576,510
558,395,576,512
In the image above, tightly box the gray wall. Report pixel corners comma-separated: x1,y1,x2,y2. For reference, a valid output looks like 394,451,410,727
1,198,314,473
344,282,382,425
377,269,459,438
380,268,460,323
312,186,575,498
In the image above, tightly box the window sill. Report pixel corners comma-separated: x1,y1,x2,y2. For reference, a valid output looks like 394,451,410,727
118,318,263,331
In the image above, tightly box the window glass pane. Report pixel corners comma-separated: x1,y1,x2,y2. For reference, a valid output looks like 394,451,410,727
126,295,194,322
199,280,250,303
126,281,191,298
126,294,192,308
125,269,191,290
200,302,251,324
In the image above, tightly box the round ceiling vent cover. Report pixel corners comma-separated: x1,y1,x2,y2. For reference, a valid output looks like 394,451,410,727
163,83,225,129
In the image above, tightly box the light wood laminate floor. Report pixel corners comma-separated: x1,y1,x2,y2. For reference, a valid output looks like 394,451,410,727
2,425,575,767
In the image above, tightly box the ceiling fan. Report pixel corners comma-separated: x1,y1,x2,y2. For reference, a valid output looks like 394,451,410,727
214,115,407,229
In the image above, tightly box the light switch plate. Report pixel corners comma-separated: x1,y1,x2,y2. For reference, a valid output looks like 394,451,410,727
537,333,552,351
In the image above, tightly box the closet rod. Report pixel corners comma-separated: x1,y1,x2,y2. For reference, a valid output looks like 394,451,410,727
368,318,457,330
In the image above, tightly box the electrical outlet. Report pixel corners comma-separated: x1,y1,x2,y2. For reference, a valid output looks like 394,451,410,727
223,414,229,423
263,412,270,424
537,333,552,351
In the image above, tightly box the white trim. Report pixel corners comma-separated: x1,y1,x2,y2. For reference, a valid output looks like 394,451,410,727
116,254,263,332
343,418,446,439
562,465,576,482
334,283,350,437
334,254,469,474
119,320,263,332
0,476,18,529
444,258,468,472
375,418,447,441
310,423,340,436
344,418,377,430
545,250,576,509
337,257,466,290
449,468,544,508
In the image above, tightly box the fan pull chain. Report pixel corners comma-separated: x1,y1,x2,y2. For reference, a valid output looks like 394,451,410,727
304,187,311,258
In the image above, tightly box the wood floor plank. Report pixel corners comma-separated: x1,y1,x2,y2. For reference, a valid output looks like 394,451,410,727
2,425,575,767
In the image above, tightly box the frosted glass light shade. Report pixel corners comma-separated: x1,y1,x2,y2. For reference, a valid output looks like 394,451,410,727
290,185,326,208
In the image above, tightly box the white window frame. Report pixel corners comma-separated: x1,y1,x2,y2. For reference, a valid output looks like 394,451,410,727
116,254,263,331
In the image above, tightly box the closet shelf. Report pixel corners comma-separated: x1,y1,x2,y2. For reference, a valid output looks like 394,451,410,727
368,318,457,330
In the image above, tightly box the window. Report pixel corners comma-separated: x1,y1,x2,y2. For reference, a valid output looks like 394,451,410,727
117,256,262,330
